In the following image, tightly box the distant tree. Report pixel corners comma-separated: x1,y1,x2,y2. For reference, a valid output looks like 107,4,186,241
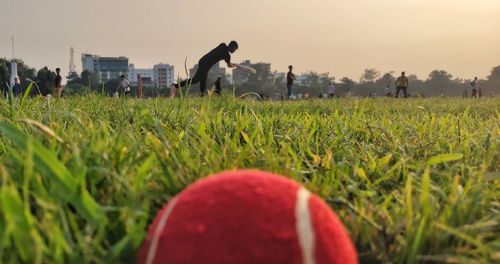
290,71,328,96
427,70,453,83
484,65,500,95
68,71,82,86
0,60,7,95
376,72,395,87
337,77,356,95
81,70,100,90
319,72,333,89
66,71,79,83
487,65,500,81
360,68,380,84
407,74,419,82
67,70,100,93
305,71,320,88
35,67,56,96
266,71,286,97
405,74,425,96
253,64,273,85
425,70,458,96
0,58,36,95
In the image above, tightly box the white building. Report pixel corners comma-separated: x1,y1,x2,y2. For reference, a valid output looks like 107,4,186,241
129,64,154,86
81,54,97,73
153,64,175,88
128,64,137,82
81,54,129,82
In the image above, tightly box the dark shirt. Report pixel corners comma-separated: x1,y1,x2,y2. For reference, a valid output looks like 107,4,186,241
287,71,295,86
13,83,22,96
395,76,408,88
199,43,231,68
55,74,62,88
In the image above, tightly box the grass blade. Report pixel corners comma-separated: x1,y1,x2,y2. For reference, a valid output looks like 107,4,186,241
0,121,104,221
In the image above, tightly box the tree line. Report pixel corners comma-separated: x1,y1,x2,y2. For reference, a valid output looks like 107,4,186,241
0,58,55,96
239,66,500,98
1,58,499,98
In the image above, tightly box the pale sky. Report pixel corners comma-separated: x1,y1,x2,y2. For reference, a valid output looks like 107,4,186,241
1,0,499,81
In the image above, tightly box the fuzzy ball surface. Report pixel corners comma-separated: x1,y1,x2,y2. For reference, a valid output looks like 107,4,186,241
139,170,357,264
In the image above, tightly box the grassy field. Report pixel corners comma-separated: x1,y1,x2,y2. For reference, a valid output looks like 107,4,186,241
0,94,499,263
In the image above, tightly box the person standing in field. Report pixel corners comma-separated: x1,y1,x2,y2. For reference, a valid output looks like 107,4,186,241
470,77,478,98
177,41,238,97
214,77,222,95
287,65,296,99
327,81,336,98
55,68,63,97
170,82,178,98
116,75,131,97
12,77,22,96
395,71,409,98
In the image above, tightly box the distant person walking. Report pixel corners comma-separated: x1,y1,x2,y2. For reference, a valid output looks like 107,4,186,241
177,41,239,97
12,77,22,96
471,77,478,98
395,71,409,98
55,68,63,97
287,65,296,99
214,77,222,95
170,82,178,98
116,75,131,97
327,81,336,98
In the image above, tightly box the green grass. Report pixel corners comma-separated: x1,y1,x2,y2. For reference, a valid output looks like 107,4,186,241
0,94,499,263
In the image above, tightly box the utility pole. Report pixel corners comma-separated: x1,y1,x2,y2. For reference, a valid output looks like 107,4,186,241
11,35,15,59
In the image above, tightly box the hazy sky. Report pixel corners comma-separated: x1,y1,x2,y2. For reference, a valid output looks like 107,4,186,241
1,0,499,81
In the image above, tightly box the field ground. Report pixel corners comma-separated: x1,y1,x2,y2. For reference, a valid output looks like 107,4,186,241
0,95,499,263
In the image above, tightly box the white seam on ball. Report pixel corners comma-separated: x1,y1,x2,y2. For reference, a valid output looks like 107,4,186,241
146,197,178,264
296,187,316,264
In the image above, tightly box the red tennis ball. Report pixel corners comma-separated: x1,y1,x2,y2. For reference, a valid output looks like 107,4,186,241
139,170,357,264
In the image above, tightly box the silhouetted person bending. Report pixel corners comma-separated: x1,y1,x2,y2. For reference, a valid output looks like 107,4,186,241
177,41,238,96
